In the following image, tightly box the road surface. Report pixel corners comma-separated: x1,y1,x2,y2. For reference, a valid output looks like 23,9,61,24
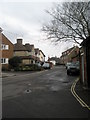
2,66,89,118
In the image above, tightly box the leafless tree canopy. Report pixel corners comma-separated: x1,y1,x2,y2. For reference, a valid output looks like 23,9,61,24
42,2,90,45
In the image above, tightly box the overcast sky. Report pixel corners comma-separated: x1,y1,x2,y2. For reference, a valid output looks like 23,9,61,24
0,0,81,60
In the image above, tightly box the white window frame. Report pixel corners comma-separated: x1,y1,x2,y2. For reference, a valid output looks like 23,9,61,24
1,44,9,50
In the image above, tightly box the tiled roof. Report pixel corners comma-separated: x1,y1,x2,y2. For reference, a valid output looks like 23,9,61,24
2,33,14,45
24,44,34,52
62,46,74,54
14,43,27,51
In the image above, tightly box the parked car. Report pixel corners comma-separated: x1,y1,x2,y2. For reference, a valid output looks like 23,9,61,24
67,62,80,75
42,62,50,69
66,62,72,69
36,62,41,67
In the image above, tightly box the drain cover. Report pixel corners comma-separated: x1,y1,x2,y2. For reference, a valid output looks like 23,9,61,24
24,89,32,93
28,83,31,86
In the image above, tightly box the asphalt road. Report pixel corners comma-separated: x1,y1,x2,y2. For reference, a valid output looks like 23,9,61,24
2,66,89,118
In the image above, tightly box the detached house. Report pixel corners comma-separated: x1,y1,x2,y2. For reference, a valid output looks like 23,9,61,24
14,39,36,65
60,46,79,65
0,33,14,70
14,39,45,65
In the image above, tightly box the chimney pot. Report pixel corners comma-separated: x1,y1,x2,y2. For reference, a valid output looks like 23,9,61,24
17,39,23,44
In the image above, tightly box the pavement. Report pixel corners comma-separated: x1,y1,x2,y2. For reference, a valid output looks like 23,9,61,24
75,79,90,111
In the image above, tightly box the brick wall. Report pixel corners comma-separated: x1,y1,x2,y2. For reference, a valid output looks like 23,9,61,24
2,34,14,69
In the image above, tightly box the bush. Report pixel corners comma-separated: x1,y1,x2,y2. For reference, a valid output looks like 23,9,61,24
9,56,22,69
20,64,42,71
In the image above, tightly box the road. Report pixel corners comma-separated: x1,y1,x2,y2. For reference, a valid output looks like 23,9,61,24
2,66,89,118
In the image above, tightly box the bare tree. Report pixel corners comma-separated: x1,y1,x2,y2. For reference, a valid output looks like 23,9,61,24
42,2,90,45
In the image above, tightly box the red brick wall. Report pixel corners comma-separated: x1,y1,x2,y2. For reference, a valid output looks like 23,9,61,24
1,34,14,69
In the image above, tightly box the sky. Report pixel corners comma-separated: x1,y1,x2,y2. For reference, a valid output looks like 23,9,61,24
0,0,82,60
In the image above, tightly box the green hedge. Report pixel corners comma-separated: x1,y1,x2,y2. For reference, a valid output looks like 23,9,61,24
18,64,43,71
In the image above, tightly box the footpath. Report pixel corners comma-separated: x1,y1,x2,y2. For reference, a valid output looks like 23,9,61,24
75,79,90,111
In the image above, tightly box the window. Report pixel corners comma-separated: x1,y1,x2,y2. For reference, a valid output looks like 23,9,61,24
1,58,8,64
31,60,33,64
1,44,9,50
35,60,37,63
35,52,37,55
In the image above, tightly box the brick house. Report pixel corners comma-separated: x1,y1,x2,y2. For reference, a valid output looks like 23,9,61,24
60,46,79,65
0,33,14,70
80,36,90,88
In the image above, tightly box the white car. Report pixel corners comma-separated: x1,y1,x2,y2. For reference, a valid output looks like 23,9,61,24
42,62,50,69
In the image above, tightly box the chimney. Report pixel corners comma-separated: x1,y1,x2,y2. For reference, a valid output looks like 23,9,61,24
25,43,30,47
17,38,23,44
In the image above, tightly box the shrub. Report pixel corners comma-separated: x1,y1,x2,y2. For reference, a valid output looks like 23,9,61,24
9,56,22,69
20,64,42,71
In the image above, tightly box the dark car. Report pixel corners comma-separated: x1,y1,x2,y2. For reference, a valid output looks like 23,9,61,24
67,62,80,75
65,62,72,69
